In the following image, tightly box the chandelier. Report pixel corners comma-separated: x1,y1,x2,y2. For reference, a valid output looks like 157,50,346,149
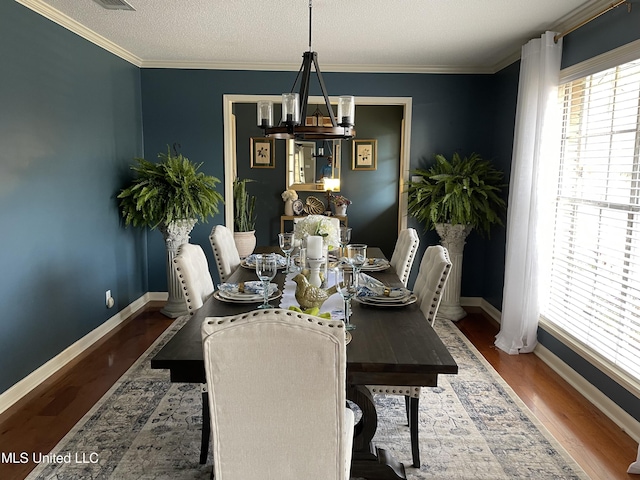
257,1,356,140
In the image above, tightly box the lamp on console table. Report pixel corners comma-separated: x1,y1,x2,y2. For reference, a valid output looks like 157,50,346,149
323,177,340,213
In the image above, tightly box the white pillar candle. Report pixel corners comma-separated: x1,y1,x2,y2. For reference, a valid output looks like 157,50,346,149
307,235,323,259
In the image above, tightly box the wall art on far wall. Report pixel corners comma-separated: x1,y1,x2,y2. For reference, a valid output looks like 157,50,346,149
250,137,275,168
352,139,377,170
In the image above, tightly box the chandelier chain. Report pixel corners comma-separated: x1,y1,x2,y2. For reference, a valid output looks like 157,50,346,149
308,0,313,51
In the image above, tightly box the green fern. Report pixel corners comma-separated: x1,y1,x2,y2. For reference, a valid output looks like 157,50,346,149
233,178,256,232
118,147,223,229
407,152,506,237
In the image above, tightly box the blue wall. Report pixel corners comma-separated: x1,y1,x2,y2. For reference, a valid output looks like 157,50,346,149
0,2,145,393
140,70,501,294
5,0,638,426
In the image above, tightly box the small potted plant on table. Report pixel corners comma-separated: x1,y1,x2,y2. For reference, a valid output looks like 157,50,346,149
330,195,351,216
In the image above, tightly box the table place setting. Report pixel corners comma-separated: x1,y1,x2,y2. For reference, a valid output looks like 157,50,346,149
241,253,288,269
357,257,391,272
214,280,281,304
355,273,416,307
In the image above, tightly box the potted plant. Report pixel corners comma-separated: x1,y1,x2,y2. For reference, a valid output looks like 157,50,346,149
118,147,223,317
233,178,257,258
330,195,351,216
407,152,506,320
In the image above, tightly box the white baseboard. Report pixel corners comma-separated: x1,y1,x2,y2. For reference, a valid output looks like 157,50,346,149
535,342,640,444
0,292,165,416
461,296,640,444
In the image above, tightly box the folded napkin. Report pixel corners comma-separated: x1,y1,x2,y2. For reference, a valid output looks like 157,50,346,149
244,254,287,268
218,281,277,296
357,273,410,298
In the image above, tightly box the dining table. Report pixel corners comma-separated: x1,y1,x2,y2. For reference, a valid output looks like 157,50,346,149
151,247,458,480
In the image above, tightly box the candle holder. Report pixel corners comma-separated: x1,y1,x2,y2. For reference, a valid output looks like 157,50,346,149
307,256,325,287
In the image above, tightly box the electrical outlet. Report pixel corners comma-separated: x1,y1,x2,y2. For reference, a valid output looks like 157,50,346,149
105,290,114,308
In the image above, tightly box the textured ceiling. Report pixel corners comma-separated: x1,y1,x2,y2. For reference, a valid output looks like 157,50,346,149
19,0,610,73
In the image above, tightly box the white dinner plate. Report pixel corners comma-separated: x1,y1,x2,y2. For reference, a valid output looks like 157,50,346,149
213,289,282,304
344,258,391,272
355,293,417,308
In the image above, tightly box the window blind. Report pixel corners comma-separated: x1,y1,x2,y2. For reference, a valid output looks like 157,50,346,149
543,59,640,384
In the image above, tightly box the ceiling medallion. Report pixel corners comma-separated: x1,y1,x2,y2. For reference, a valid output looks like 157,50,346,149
257,1,355,140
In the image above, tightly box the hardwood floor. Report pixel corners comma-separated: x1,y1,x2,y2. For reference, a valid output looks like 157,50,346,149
456,311,638,480
0,305,174,480
0,306,636,479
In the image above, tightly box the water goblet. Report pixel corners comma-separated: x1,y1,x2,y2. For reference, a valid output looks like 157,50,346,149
255,253,277,309
278,232,296,273
334,266,357,331
346,243,367,286
339,227,352,258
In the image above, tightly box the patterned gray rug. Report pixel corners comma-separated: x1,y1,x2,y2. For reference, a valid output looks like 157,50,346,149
27,316,589,479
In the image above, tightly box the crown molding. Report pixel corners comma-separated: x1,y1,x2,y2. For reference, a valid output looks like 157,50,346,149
139,59,496,75
16,0,143,67
17,0,622,76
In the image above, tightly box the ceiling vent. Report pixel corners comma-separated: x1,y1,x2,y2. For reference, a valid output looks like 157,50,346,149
92,0,135,11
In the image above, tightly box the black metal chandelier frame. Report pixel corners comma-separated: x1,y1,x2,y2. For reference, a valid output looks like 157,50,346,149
259,1,355,140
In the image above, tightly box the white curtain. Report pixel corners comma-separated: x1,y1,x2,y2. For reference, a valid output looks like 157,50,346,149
495,32,562,355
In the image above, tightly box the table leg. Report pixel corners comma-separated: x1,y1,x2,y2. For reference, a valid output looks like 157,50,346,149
200,386,210,464
347,384,406,480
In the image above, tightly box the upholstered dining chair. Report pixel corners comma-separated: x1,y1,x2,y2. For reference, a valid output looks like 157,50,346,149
209,225,241,283
202,309,354,480
368,245,451,468
173,243,215,315
389,228,420,286
172,242,216,464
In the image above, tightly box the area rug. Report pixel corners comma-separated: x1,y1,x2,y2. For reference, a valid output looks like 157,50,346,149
27,315,589,480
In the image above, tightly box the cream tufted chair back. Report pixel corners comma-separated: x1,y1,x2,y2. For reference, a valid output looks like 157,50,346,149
368,244,451,468
415,245,452,327
209,225,241,283
389,228,420,286
202,309,354,480
173,243,215,315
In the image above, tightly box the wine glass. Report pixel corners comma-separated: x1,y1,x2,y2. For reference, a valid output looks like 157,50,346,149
339,227,352,258
278,232,296,273
255,253,277,309
346,243,367,286
335,266,357,331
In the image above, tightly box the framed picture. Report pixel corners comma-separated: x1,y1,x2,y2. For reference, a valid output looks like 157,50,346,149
352,139,377,170
250,137,275,168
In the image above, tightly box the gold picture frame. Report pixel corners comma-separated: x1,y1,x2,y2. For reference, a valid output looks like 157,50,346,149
352,139,377,170
250,137,275,168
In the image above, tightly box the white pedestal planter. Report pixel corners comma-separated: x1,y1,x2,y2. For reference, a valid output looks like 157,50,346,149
160,219,196,318
435,223,472,321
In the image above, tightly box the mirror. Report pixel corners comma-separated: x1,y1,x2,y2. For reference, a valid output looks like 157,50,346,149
286,139,341,192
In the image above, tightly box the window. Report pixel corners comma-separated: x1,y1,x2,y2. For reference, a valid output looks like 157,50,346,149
543,58,640,387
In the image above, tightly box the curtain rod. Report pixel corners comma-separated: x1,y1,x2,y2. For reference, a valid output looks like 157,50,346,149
554,0,631,43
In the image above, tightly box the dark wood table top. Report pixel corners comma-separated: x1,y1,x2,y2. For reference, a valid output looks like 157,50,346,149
151,247,458,386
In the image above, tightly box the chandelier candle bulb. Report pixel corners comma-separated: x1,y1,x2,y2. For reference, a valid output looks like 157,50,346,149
307,235,323,259
282,93,300,125
338,96,355,126
257,100,273,128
